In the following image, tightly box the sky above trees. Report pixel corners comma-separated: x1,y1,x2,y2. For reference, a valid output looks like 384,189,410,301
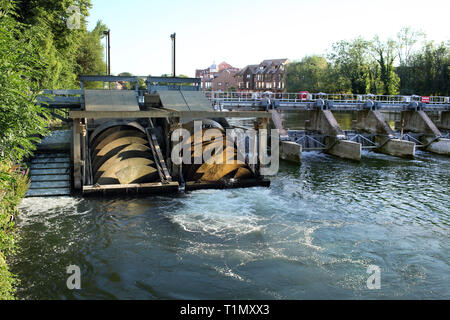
87,0,449,77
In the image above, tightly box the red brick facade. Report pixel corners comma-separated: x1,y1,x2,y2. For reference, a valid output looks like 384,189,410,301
235,59,288,93
195,61,239,91
211,69,239,91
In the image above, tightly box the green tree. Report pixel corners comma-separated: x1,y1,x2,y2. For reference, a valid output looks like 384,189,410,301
405,42,450,96
328,38,371,94
285,55,334,92
396,27,425,66
0,5,50,163
77,21,108,75
370,36,400,95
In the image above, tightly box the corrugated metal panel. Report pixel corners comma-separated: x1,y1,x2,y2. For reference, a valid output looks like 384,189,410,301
157,91,212,112
157,91,190,111
181,91,213,111
84,90,139,111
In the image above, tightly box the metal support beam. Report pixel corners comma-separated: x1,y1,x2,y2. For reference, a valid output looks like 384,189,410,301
69,110,271,119
72,119,83,190
355,110,415,158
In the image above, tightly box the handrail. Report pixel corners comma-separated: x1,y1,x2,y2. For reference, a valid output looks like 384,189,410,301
204,91,450,105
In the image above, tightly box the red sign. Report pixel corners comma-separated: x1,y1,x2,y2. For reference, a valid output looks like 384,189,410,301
299,91,309,101
421,96,430,103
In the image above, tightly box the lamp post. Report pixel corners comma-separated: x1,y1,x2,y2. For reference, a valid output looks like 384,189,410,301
103,30,111,75
170,33,176,77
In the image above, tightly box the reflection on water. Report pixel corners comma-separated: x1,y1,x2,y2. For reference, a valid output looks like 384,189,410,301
10,113,450,300
280,111,402,131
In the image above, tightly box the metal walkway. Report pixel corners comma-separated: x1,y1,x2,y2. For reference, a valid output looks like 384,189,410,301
205,92,450,112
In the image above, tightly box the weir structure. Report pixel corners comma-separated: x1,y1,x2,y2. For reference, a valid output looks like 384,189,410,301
29,76,272,197
28,80,449,197
208,92,450,161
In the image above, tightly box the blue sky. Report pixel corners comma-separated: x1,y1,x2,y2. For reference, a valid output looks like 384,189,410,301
87,0,449,77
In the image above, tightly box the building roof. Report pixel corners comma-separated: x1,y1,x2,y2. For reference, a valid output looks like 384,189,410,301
256,59,288,74
235,64,259,76
218,61,233,71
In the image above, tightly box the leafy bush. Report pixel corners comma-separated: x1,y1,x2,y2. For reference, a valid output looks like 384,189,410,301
0,7,50,163
0,162,29,300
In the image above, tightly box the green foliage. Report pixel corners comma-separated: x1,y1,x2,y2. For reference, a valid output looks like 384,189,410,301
328,38,372,94
397,41,449,96
0,162,29,300
286,29,447,96
370,36,400,95
0,253,17,300
0,0,107,299
286,55,334,92
76,20,108,89
0,12,50,163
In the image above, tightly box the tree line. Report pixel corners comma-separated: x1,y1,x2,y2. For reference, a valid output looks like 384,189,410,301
285,28,449,96
0,0,106,299
0,0,107,164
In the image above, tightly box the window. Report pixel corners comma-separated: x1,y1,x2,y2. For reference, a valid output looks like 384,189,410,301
218,82,222,86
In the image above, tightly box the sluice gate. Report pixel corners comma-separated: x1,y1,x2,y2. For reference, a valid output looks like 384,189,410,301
222,97,450,161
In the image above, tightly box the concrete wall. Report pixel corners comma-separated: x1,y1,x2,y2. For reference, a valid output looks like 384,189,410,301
280,141,302,163
401,111,441,136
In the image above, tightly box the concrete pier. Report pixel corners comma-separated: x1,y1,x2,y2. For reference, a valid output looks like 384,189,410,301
402,110,450,156
326,139,361,161
422,137,450,155
355,110,415,158
375,138,416,158
269,110,302,163
306,109,361,161
439,111,450,130
280,141,302,163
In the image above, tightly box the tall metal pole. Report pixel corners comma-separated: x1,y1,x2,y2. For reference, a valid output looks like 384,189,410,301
107,30,111,75
171,33,176,77
103,30,111,75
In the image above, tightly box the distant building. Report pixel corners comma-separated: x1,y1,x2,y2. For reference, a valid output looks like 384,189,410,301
195,61,239,91
235,64,259,92
211,69,239,92
235,59,289,93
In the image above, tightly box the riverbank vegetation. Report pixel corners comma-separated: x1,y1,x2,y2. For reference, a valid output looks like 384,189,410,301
0,0,106,299
286,28,449,96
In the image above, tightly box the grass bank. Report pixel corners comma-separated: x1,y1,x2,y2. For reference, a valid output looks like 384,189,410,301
0,162,30,300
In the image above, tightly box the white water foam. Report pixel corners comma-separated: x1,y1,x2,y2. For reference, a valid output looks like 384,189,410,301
18,196,87,226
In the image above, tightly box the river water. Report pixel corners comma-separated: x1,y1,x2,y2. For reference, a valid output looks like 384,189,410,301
11,113,450,300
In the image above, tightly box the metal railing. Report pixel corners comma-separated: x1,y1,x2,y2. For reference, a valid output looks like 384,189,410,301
204,91,450,105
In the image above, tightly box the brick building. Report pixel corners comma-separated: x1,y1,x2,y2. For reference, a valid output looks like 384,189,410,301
195,61,239,91
235,64,258,92
195,63,217,91
235,59,289,93
211,69,239,92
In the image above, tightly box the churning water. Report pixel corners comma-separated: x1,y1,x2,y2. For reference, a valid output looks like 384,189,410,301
11,148,449,300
